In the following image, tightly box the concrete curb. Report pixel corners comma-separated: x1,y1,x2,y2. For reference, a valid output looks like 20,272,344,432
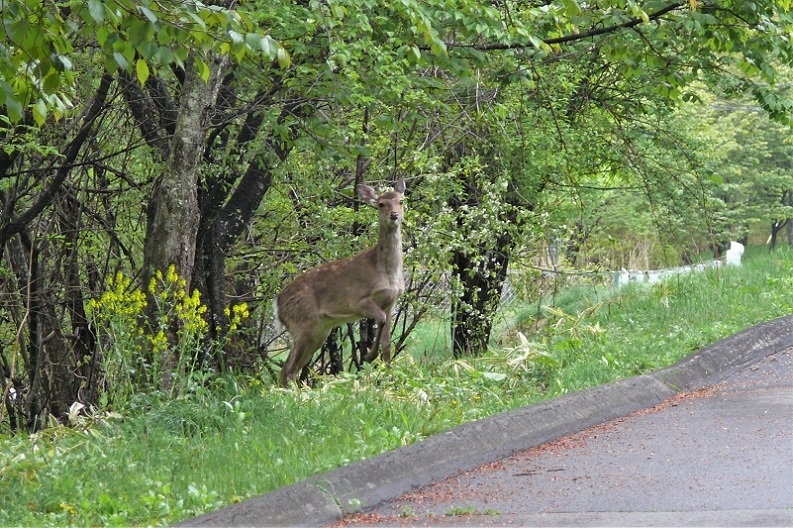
177,314,793,528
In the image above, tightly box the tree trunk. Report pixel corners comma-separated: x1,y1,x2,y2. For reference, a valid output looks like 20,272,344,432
142,52,230,389
191,97,300,371
6,231,44,431
322,327,344,375
770,219,787,251
446,159,519,358
60,193,99,406
143,53,230,292
450,233,511,357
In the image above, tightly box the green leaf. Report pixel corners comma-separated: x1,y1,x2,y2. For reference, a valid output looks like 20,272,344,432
88,0,105,23
173,47,188,69
195,57,210,81
128,19,152,47
42,71,61,94
6,19,29,44
32,99,47,126
374,114,396,131
138,5,158,23
138,41,158,60
244,32,261,51
113,52,128,70
276,47,291,69
230,30,245,58
104,54,118,73
53,54,72,72
153,46,173,66
136,59,150,85
260,36,277,60
562,0,582,16
5,96,23,123
229,31,244,45
96,27,109,47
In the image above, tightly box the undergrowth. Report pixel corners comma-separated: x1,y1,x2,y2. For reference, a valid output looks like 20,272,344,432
1,246,792,526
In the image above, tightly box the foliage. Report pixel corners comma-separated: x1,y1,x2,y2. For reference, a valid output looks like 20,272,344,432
705,95,793,245
86,271,148,401
0,0,284,123
3,0,793,437
87,265,248,403
2,247,792,525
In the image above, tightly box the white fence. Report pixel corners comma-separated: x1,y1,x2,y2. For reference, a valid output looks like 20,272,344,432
613,241,744,287
500,241,745,305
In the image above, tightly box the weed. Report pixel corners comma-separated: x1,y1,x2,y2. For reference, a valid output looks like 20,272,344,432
445,504,478,516
1,247,792,526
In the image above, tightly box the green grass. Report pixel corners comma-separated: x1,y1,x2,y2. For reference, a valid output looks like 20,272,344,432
2,246,793,526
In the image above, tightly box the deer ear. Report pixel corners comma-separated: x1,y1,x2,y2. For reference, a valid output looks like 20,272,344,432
393,178,406,194
356,184,378,206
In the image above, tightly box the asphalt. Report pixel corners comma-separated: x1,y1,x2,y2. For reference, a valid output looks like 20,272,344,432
177,314,793,528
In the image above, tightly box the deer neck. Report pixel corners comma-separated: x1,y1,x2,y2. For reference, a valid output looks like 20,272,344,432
375,224,403,280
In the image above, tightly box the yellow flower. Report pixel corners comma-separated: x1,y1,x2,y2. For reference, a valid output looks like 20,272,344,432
232,303,250,319
166,264,179,284
88,271,146,322
227,302,250,332
150,330,168,356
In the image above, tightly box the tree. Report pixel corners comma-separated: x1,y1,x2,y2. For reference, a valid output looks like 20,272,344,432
705,97,793,250
0,0,284,428
4,0,793,428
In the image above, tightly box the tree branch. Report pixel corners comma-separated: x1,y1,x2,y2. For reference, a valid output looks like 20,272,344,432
0,73,113,247
118,71,170,160
449,2,686,51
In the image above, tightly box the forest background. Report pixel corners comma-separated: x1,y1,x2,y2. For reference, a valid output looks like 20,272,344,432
4,0,793,524
2,0,793,517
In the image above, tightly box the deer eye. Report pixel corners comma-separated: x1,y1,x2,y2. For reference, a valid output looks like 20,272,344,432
399,200,404,205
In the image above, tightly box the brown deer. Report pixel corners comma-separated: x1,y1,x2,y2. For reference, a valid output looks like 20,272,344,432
276,179,406,386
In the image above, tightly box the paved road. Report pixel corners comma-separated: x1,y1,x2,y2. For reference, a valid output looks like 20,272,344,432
178,316,793,528
335,348,793,527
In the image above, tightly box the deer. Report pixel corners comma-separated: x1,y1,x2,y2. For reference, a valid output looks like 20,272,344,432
276,178,406,386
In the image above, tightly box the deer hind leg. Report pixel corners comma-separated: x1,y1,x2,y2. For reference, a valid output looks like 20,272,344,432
362,310,393,364
354,299,389,363
280,326,331,386
362,322,384,363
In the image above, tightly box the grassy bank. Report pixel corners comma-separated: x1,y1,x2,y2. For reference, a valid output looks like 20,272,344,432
2,246,792,526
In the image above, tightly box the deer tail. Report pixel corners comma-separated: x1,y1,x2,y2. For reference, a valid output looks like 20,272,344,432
273,297,285,334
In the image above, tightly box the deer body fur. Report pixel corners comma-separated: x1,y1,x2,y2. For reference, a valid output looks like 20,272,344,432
277,179,406,385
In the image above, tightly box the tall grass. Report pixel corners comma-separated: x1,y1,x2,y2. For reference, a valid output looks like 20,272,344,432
1,246,792,526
